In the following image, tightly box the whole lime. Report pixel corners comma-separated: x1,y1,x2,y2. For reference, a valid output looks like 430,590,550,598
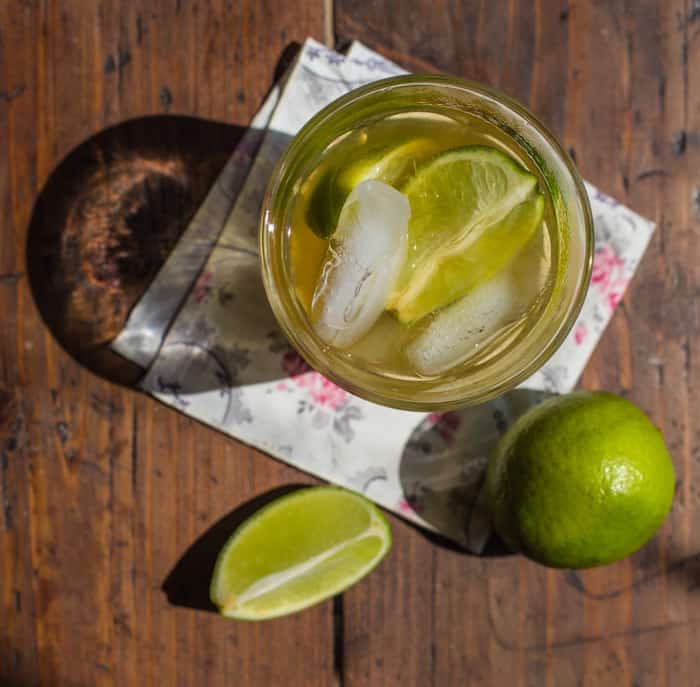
486,391,675,568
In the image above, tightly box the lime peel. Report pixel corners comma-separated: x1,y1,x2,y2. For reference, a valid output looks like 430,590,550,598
223,520,386,613
389,145,542,323
210,487,392,620
306,138,440,239
486,391,675,569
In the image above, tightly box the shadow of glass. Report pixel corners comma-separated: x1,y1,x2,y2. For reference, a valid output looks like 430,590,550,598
26,115,248,385
161,484,309,613
26,41,306,390
399,388,555,555
128,115,295,397
136,178,297,399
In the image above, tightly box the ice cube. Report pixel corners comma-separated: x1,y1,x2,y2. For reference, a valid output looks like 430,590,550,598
347,312,411,365
509,226,551,299
311,180,410,349
405,270,525,376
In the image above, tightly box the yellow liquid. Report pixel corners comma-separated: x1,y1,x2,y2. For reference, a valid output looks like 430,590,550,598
286,111,559,383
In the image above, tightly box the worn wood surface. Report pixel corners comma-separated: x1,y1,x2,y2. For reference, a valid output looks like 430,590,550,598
0,3,334,687
336,1,700,685
1,1,698,685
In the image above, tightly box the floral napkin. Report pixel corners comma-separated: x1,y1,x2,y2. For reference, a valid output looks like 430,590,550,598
112,39,655,551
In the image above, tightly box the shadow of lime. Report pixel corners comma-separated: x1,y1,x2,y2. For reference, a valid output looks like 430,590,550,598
162,484,310,614
399,388,554,556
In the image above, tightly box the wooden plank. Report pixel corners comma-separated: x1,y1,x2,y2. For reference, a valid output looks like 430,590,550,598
3,0,698,685
335,0,700,685
0,1,334,686
342,520,436,686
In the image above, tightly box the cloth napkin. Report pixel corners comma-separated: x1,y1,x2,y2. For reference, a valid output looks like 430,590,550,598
112,39,655,551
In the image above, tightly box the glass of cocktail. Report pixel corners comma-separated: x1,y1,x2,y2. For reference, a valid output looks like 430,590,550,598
260,75,593,410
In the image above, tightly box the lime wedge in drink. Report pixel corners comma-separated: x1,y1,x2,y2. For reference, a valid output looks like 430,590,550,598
388,146,543,323
335,137,437,190
210,487,392,620
306,138,438,238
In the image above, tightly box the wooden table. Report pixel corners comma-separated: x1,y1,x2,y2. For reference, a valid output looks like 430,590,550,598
1,1,698,685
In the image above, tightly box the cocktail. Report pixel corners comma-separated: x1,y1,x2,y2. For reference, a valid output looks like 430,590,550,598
260,75,593,410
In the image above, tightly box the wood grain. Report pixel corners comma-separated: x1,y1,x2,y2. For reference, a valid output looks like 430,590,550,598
0,2,333,686
335,0,700,685
2,0,699,686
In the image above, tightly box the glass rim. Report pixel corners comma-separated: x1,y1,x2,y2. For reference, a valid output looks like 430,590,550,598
260,74,594,411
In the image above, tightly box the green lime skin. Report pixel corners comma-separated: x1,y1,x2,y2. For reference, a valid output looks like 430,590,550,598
209,487,392,620
486,391,675,569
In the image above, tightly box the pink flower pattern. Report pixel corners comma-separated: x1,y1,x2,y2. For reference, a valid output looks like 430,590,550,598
297,374,348,410
397,498,416,515
281,350,312,377
574,322,588,346
607,290,623,311
591,245,628,313
426,412,461,444
280,350,347,410
192,271,213,304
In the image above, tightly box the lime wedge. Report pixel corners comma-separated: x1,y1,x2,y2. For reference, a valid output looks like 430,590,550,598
398,194,544,324
388,146,543,323
210,487,392,620
306,138,438,238
336,138,436,190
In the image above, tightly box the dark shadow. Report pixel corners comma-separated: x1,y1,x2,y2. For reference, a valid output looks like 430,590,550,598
405,522,513,557
0,669,65,687
26,115,248,385
26,41,306,389
399,388,555,556
562,547,700,600
162,484,308,613
124,120,296,406
274,40,303,82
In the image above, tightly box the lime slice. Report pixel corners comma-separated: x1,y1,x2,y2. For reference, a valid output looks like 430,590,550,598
210,487,392,620
388,146,542,323
336,138,436,190
306,138,438,238
398,194,544,324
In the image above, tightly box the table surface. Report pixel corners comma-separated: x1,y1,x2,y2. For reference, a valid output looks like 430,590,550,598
1,1,699,685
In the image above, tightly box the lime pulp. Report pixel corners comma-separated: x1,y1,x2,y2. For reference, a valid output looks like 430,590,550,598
210,487,392,620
